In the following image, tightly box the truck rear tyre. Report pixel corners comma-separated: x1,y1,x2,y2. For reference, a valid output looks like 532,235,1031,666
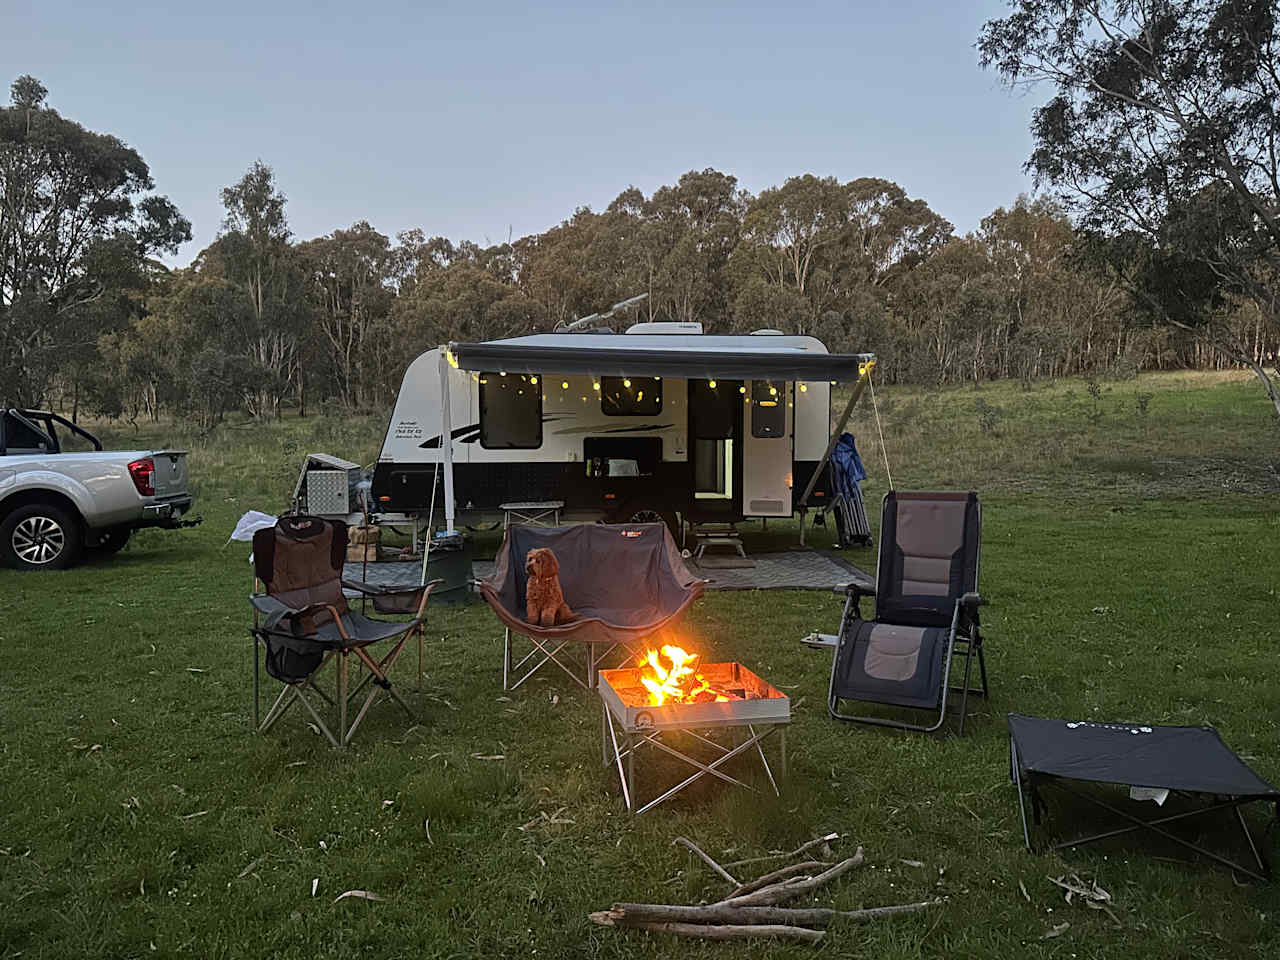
1,503,84,570
89,526,132,555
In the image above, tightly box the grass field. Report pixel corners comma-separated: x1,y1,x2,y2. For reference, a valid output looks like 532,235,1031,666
2,370,1278,959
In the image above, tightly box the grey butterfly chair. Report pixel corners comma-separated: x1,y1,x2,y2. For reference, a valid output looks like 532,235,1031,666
827,491,988,733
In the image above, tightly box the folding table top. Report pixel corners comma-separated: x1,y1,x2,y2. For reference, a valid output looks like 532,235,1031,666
1008,713,1280,798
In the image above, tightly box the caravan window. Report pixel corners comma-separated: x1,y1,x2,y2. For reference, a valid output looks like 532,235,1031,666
750,380,786,438
689,379,736,439
479,373,542,449
600,376,662,416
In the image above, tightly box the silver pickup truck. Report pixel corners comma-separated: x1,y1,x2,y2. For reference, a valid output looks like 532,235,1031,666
0,409,197,570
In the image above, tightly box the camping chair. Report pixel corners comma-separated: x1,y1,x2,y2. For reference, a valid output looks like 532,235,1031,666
477,522,705,691
826,491,987,733
249,515,442,747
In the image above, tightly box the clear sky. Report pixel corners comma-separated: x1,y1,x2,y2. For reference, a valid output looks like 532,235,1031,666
5,0,1037,264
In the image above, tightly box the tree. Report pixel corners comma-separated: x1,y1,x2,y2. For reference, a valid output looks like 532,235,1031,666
0,75,190,407
299,221,394,410
979,1,1280,414
213,161,306,417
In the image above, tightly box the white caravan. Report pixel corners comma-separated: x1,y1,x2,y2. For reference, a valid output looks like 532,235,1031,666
371,323,874,538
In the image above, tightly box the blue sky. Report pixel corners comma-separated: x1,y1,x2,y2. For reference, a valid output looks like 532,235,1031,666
6,1,1038,264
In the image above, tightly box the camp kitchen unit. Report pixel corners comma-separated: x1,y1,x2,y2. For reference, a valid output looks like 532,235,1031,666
371,324,875,537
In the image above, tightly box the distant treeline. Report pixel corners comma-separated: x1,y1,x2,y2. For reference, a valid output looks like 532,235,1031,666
3,78,1275,428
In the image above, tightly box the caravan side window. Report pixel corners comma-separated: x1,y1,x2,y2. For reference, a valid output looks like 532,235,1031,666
479,373,542,449
600,376,662,416
750,380,786,438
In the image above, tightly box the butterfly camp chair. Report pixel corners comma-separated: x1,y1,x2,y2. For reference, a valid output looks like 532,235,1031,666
477,522,705,691
249,515,442,746
826,491,988,733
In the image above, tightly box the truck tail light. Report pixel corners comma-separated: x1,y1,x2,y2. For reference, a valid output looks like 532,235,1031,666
128,458,155,496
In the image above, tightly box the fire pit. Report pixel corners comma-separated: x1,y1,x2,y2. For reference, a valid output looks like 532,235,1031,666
598,645,790,814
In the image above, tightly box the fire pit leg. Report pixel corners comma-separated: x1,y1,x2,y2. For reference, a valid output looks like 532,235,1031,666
604,706,633,811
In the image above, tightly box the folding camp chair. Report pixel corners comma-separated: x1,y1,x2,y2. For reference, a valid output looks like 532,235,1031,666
249,515,442,747
477,522,705,691
826,491,988,733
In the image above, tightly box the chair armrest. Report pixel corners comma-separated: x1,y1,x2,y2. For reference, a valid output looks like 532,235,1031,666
839,580,876,597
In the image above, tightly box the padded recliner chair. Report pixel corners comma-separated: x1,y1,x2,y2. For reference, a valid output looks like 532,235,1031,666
249,515,441,746
827,491,988,733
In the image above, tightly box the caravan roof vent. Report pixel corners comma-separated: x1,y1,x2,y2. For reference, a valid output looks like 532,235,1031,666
624,321,703,335
750,328,785,335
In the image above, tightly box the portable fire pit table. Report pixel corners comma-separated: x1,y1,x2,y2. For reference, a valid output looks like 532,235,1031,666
598,662,790,815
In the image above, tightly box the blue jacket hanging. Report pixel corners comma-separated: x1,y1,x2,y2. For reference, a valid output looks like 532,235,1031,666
831,432,866,499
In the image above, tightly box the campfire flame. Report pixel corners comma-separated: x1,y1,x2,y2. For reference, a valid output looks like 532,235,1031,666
638,644,731,705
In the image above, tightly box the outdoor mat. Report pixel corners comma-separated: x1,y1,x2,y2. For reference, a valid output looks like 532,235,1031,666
344,548,871,594
691,553,756,569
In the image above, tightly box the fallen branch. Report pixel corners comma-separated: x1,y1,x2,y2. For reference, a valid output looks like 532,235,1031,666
719,848,865,908
672,836,739,886
600,898,942,929
589,914,824,944
722,833,840,869
726,860,828,899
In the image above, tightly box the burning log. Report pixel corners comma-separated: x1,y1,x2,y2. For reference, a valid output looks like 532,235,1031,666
589,914,825,944
596,898,942,929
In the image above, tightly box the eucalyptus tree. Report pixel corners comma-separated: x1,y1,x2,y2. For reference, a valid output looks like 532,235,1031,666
0,75,189,408
980,0,1280,413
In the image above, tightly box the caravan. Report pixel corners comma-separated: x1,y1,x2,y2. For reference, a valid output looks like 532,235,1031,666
371,323,874,540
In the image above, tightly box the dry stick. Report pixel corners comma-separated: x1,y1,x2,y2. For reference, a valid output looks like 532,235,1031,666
718,848,865,908
726,860,829,899
671,836,739,887
722,832,840,870
603,898,942,929
589,915,824,944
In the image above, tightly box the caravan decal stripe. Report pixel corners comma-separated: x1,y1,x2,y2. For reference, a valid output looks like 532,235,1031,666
419,416,571,448
552,422,675,436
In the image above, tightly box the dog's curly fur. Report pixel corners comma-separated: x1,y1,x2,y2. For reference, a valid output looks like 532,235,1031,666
525,547,574,626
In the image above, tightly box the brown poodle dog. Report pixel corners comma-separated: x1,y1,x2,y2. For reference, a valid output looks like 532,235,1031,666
525,547,574,626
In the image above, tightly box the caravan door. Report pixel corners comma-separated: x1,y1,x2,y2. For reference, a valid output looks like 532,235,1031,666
742,380,792,516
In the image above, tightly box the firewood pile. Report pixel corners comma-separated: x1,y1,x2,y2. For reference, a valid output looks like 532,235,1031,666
589,834,942,945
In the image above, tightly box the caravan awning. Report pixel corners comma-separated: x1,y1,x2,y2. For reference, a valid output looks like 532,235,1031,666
447,342,875,382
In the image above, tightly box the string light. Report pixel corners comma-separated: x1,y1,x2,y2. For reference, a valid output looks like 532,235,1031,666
561,381,569,389
623,379,631,388
529,376,538,384
738,385,746,394
592,382,600,391
769,386,777,396
799,384,807,392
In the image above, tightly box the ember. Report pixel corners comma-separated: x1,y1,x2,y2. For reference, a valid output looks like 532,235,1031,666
638,644,740,706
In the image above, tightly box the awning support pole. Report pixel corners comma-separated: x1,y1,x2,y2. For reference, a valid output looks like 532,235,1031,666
797,365,873,514
439,349,456,535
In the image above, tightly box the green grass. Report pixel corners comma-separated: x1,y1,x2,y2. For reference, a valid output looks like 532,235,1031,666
2,371,1278,959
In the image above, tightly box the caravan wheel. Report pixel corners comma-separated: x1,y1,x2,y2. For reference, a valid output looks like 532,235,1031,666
619,502,679,540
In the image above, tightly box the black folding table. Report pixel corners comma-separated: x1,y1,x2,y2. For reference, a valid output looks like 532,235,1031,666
1008,713,1279,881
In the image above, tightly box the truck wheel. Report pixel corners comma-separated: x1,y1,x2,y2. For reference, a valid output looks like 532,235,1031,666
1,503,84,570
89,526,132,555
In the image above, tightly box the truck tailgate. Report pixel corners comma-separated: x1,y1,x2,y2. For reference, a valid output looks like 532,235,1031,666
150,450,190,499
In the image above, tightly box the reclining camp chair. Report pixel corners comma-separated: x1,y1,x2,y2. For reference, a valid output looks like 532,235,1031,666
478,522,705,691
249,515,442,747
827,491,987,733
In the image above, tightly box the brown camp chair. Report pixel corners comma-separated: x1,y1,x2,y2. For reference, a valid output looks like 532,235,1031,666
827,491,988,733
249,515,442,747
